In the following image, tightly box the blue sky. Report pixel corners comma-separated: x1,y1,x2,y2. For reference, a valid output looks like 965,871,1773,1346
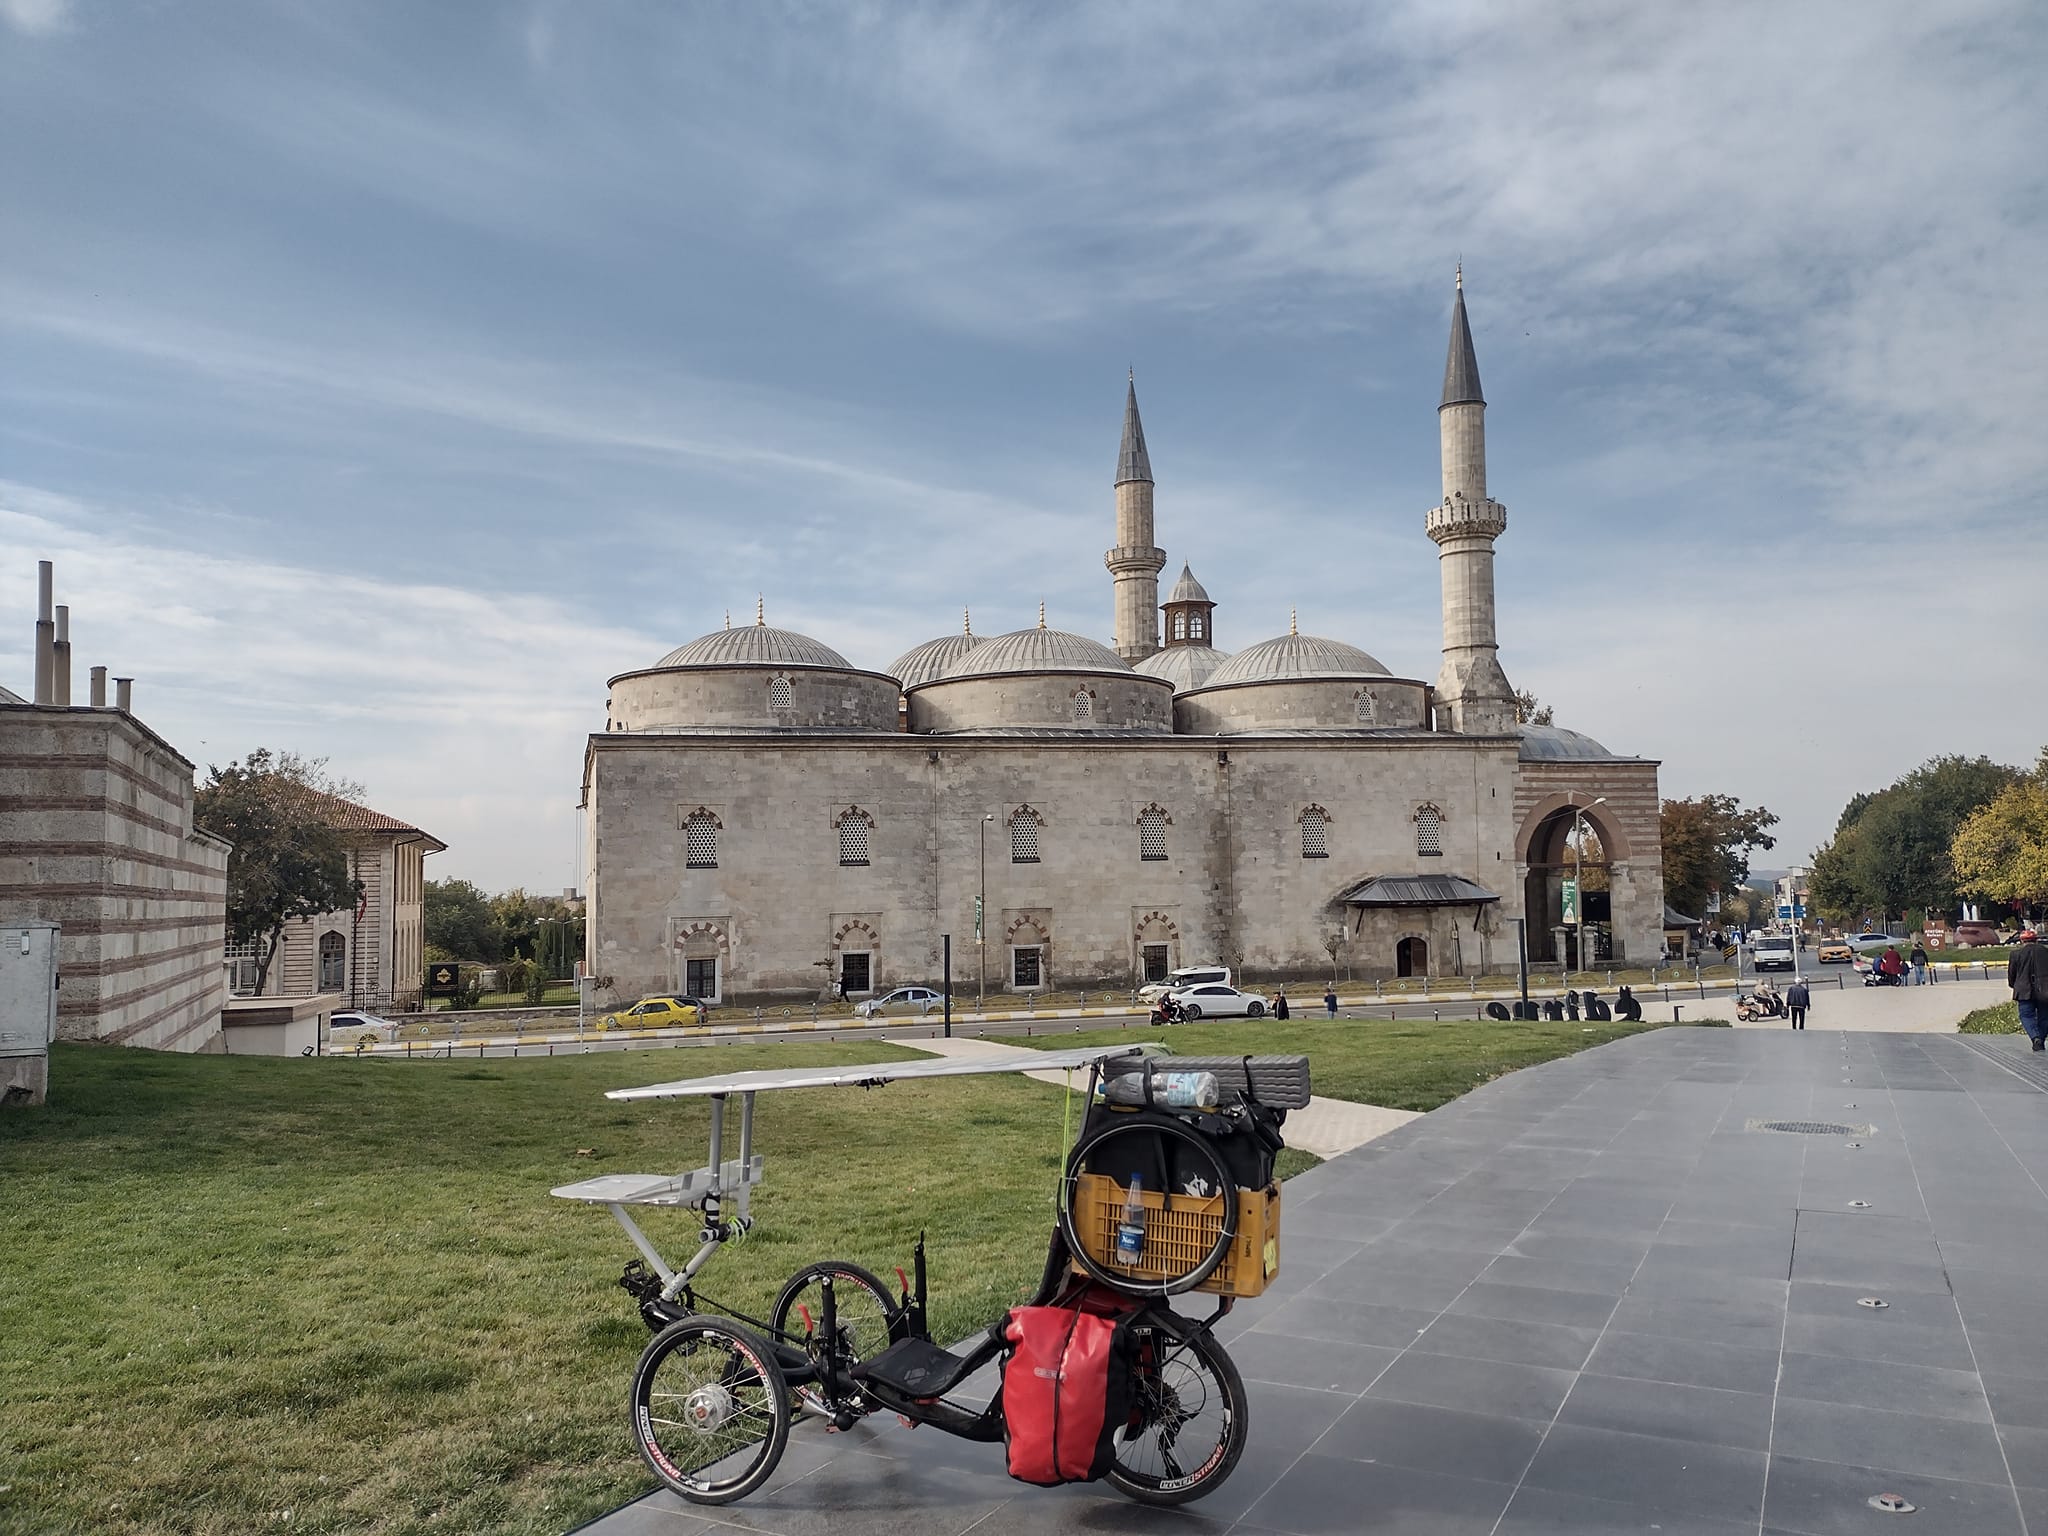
4,0,2043,891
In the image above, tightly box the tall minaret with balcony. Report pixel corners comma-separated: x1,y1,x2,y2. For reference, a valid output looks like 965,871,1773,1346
1425,269,1517,733
1106,371,1165,661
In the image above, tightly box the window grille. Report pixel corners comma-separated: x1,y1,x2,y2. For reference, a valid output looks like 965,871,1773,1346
837,813,870,866
1356,689,1377,724
225,940,261,996
1141,944,1170,983
1172,613,1186,640
318,932,345,992
1013,947,1043,987
1010,810,1040,863
1417,805,1443,857
1072,689,1093,722
686,813,718,868
1190,614,1204,639
1139,807,1167,861
840,952,871,993
685,957,718,998
1301,806,1329,860
768,674,793,711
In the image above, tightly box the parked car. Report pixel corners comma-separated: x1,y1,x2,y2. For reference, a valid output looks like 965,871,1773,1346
854,986,946,1018
1951,921,2000,948
1815,939,1856,965
1163,983,1266,1020
596,995,705,1031
1751,935,1797,972
332,1010,403,1047
1137,964,1234,1005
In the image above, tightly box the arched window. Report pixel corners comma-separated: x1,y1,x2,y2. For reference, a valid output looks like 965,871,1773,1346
318,931,345,992
1416,804,1443,857
1138,805,1168,862
1071,689,1093,722
768,674,793,711
685,810,719,869
1171,613,1186,640
837,809,871,867
1300,805,1329,860
1189,614,1204,640
1009,806,1042,864
1356,689,1378,724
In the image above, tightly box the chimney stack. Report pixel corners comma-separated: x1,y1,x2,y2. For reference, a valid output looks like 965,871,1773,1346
90,666,108,707
34,560,55,705
53,605,72,707
114,677,134,713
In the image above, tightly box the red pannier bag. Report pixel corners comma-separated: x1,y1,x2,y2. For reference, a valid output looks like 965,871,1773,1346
1000,1301,1136,1485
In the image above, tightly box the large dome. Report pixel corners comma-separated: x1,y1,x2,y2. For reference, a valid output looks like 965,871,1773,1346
655,624,852,671
938,626,1132,682
888,633,985,690
1518,724,1617,761
1203,632,1390,688
1134,645,1231,694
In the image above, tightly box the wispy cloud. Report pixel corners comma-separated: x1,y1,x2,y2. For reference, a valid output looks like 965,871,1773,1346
0,0,68,36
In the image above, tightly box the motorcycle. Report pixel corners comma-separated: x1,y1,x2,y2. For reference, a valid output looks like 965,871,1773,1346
1735,991,1787,1022
1859,960,1905,988
1149,997,1186,1026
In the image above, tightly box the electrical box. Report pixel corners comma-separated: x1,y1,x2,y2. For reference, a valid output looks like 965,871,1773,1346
1,921,59,1107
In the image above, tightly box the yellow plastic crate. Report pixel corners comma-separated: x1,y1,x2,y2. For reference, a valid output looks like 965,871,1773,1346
1069,1172,1281,1298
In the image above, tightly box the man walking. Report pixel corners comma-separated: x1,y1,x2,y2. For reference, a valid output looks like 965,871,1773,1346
1786,976,1811,1031
2009,930,2048,1051
1324,985,1339,1018
1910,941,1929,986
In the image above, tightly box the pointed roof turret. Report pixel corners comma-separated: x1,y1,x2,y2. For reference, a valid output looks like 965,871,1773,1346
1115,369,1154,486
1440,266,1485,410
1166,564,1210,604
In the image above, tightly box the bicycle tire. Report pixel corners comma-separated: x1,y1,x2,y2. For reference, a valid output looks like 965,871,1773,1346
769,1260,903,1412
1059,1116,1237,1297
1105,1318,1248,1505
630,1316,791,1505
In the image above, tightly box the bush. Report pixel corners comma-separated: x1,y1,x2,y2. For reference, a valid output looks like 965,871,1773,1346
522,964,548,1006
1960,1001,2022,1034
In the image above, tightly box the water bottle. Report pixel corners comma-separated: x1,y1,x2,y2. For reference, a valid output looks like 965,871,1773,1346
1103,1070,1220,1111
1115,1175,1146,1266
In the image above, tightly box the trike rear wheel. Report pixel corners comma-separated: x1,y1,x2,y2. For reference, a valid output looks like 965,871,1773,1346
770,1261,902,1414
1105,1321,1248,1506
630,1317,791,1505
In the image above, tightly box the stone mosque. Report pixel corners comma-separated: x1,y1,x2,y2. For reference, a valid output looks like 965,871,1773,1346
581,277,1665,1005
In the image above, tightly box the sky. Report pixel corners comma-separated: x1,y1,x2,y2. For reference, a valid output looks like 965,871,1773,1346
3,0,2043,893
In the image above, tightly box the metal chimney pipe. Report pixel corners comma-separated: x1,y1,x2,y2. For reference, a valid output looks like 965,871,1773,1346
90,666,108,707
34,560,55,705
53,605,72,707
115,676,134,713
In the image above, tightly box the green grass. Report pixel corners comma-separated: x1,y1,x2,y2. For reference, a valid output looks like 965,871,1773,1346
1026,1017,1670,1113
1959,1001,2022,1033
1937,947,2013,967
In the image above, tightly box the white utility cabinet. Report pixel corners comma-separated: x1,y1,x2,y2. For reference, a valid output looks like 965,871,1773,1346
1,921,59,1107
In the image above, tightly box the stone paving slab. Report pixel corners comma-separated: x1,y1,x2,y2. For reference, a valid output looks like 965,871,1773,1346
576,1027,2048,1535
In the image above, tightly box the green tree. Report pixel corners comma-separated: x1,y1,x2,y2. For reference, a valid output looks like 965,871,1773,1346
1513,689,1554,727
424,878,501,961
1951,748,2048,913
1659,795,1780,919
1808,755,2021,922
193,750,365,994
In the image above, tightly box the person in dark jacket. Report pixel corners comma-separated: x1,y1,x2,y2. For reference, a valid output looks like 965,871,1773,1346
2009,931,2048,1051
1909,942,1929,986
1272,989,1290,1020
1786,978,1811,1030
1324,986,1338,1018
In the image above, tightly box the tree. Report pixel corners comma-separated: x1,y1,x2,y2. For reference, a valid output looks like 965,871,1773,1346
1951,748,2048,913
194,750,364,995
1659,795,1779,919
1808,755,2021,921
1513,689,1553,727
424,878,501,962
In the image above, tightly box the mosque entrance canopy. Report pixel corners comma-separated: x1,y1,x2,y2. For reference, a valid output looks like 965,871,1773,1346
1339,874,1500,907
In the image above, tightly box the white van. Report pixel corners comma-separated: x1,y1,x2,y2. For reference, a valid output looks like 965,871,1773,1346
1137,964,1234,1004
1751,935,1797,972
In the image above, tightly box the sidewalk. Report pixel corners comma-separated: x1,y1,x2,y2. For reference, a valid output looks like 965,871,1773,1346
1730,977,2007,1033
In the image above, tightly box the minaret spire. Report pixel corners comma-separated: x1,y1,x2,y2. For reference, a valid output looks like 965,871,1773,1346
1106,370,1165,660
1425,269,1515,733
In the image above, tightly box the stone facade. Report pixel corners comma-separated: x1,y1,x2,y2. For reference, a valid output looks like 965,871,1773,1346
0,705,229,1050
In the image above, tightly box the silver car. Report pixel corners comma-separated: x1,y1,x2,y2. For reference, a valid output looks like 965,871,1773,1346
854,986,946,1018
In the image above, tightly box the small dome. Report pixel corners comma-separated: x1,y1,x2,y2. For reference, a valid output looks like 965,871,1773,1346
1518,724,1616,761
1203,633,1389,688
655,625,852,671
1134,644,1231,694
888,633,985,690
1165,564,1211,605
937,627,1133,682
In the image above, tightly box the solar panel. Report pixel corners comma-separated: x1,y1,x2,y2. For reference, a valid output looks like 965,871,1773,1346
605,1043,1151,1102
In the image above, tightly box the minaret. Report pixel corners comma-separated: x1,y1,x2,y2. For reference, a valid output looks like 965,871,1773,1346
1106,370,1165,661
1425,268,1516,733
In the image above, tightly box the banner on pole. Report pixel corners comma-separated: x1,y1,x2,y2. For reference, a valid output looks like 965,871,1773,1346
1560,878,1579,927
974,894,983,941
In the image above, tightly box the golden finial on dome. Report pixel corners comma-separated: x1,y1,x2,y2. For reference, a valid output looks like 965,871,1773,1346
1038,602,1047,630
755,595,765,626
724,609,731,630
1289,607,1298,636
964,607,972,637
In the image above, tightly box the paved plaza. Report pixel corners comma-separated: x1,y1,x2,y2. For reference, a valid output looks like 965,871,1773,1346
583,1025,2048,1536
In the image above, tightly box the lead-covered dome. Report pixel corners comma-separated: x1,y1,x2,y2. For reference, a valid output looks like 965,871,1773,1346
940,627,1133,681
888,633,984,690
1204,632,1390,687
656,625,852,671
1134,644,1231,694
1518,724,1617,761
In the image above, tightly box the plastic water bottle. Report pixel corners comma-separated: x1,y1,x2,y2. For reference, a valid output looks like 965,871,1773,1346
1115,1176,1146,1266
1102,1070,1220,1111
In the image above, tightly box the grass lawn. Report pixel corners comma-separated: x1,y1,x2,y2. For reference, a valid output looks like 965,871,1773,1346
1028,1016,1674,1113
1959,1001,2022,1033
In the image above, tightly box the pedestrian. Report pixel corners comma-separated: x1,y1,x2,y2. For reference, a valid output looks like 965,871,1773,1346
1273,988,1290,1020
1324,985,1338,1018
2009,930,2048,1052
1909,941,1929,986
1879,945,1905,984
1786,977,1811,1030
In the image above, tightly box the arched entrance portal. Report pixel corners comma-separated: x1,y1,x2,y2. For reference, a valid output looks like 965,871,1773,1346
1523,807,1612,966
1396,936,1428,978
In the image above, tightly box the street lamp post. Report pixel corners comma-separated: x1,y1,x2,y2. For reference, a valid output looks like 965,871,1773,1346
1569,797,1607,973
978,813,993,1009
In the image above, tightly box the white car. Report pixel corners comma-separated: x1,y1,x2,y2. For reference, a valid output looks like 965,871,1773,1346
854,986,946,1018
1844,932,1897,954
1163,983,1267,1020
1137,964,1235,1005
332,1010,403,1047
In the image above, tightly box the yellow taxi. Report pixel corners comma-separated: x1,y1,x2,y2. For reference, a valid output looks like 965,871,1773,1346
1815,939,1856,965
596,995,705,1032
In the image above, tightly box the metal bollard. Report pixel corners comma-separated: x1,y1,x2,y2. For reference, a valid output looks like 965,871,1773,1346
1674,1006,1683,1023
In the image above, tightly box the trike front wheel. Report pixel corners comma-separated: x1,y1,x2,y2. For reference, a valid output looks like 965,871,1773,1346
770,1260,903,1413
1106,1321,1248,1506
630,1316,791,1505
